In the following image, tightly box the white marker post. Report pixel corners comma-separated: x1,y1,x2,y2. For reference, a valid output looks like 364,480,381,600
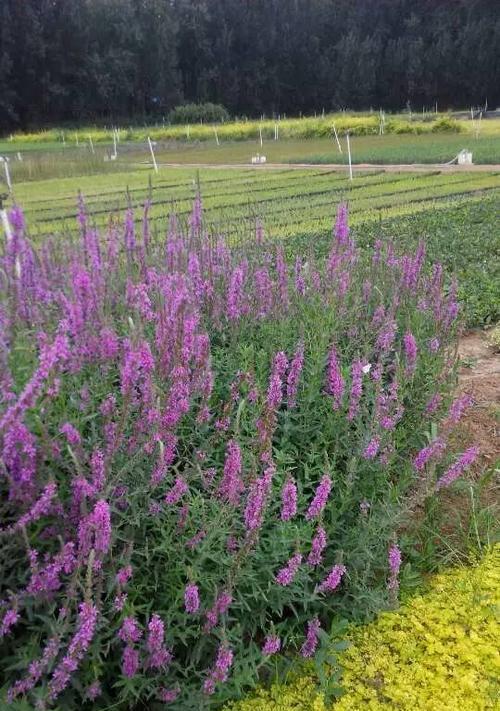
186,125,190,140
1,157,12,191
214,126,220,145
0,191,12,244
346,133,353,181
259,125,263,147
88,136,95,154
112,130,118,159
148,137,158,173
332,123,342,153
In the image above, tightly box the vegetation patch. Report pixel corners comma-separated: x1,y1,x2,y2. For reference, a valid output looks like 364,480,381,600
225,545,500,711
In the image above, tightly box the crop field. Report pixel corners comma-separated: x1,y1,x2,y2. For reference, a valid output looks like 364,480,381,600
1,126,498,710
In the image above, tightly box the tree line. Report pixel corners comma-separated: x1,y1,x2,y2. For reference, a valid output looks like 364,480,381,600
1,0,498,130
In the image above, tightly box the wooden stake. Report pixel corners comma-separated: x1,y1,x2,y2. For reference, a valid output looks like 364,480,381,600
148,136,158,173
346,133,353,181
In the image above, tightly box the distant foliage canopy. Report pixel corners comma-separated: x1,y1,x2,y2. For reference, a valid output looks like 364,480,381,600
0,0,499,130
168,104,230,125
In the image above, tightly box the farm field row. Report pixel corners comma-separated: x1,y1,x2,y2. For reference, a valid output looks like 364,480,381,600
11,165,499,327
2,134,500,187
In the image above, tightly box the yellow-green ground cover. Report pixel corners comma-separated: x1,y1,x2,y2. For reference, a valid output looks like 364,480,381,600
227,546,499,711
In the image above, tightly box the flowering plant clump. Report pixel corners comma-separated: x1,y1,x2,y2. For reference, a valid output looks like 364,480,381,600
0,198,476,708
225,546,500,711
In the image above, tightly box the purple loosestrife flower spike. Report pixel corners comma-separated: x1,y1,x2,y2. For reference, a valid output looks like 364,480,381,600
446,394,474,425
267,351,288,409
300,618,321,658
403,331,418,373
363,437,380,460
317,564,347,593
118,616,142,644
48,602,98,701
286,341,304,408
262,635,281,656
203,644,234,694
327,344,344,410
164,477,188,505
244,465,274,535
116,565,133,586
347,358,364,420
275,552,302,586
280,477,298,521
217,439,244,506
306,474,332,521
413,438,446,471
0,609,19,638
122,645,139,678
307,525,327,566
435,446,479,490
388,544,402,592
184,583,200,614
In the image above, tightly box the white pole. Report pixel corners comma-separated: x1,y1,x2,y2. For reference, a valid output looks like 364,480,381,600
346,133,353,181
17,152,22,161
88,136,95,154
1,208,13,243
148,136,158,173
332,123,342,153
113,130,117,158
76,133,79,146
1,158,12,191
186,125,190,139
259,125,263,147
214,126,219,145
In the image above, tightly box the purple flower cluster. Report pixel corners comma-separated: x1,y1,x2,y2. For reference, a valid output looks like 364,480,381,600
307,525,327,566
388,544,402,592
317,564,347,593
300,617,321,658
326,345,344,410
184,583,200,614
280,477,297,521
203,644,234,695
275,552,302,586
435,446,479,490
306,474,332,521
262,634,281,656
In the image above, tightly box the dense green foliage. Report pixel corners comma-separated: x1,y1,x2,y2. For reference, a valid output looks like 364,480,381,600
1,0,499,131
168,103,230,125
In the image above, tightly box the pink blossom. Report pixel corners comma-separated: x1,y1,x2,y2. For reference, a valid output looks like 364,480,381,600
262,635,281,655
317,564,347,593
326,345,344,410
306,474,332,521
280,477,297,521
300,617,321,657
435,447,479,490
275,552,302,586
307,526,327,566
184,583,200,614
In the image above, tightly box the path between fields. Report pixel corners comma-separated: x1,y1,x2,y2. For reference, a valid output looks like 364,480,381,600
457,331,500,467
155,161,500,173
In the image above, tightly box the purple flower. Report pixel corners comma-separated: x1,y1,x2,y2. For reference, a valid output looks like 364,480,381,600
60,422,81,446
267,351,288,410
445,394,474,425
204,644,234,694
300,617,321,658
307,525,327,566
275,552,302,586
116,565,133,587
118,616,142,644
403,331,418,373
244,466,274,535
217,439,244,506
363,437,380,460
147,614,172,669
413,438,446,471
48,602,98,700
11,481,57,532
425,393,442,415
262,635,281,656
164,477,188,505
86,681,102,701
388,544,402,592
306,474,332,521
226,264,246,321
286,341,304,408
280,477,297,522
77,500,112,557
347,358,364,420
158,686,180,703
0,609,19,638
326,345,344,410
435,446,479,490
184,583,200,614
204,591,232,632
122,645,139,678
317,564,347,593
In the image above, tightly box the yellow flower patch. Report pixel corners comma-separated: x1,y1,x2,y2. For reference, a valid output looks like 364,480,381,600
227,546,500,711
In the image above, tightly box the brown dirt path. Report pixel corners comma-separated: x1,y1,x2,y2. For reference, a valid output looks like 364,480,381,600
457,331,500,468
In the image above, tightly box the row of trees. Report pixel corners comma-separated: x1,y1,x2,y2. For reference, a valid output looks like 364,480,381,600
1,0,499,130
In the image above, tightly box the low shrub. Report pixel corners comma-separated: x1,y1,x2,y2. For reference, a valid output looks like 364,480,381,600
168,103,230,125
226,545,500,710
0,199,477,709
